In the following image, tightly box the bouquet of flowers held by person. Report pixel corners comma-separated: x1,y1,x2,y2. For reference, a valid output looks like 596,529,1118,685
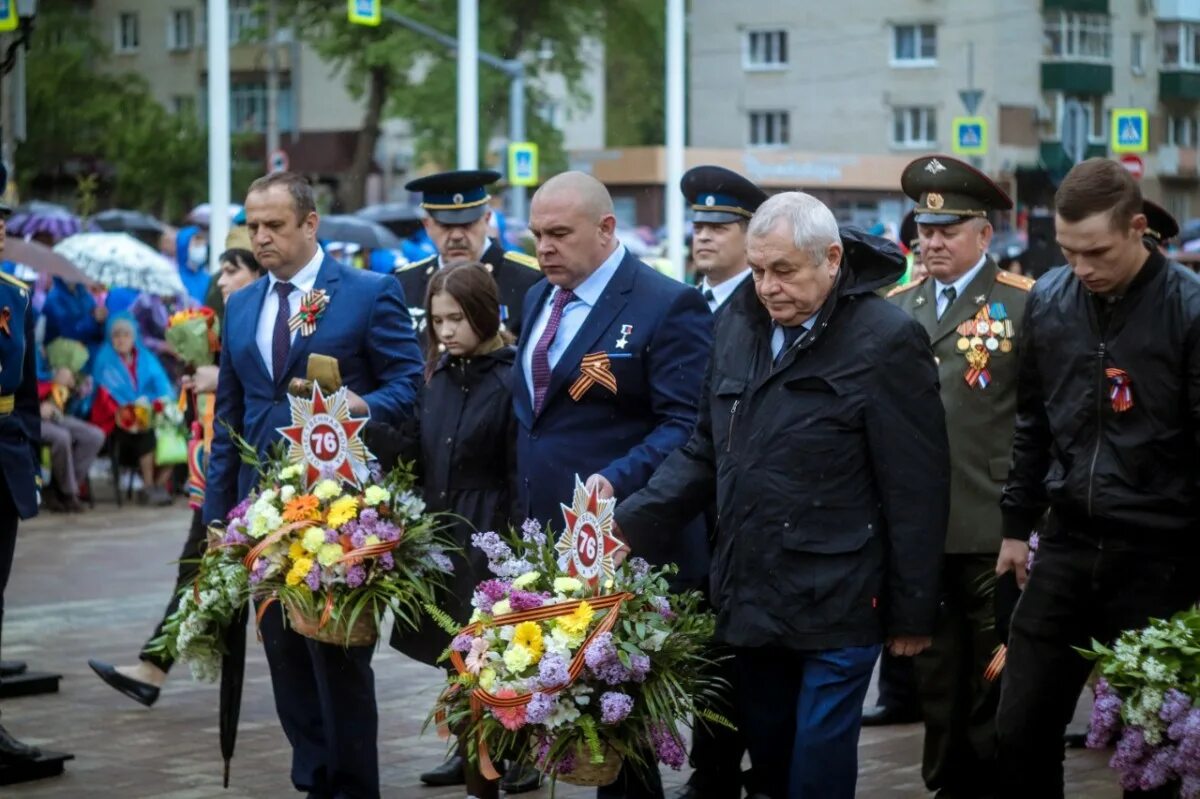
432,476,728,789
149,384,454,678
166,306,221,368
1080,607,1200,796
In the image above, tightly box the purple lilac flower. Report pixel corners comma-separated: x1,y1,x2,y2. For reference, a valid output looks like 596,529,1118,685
525,692,556,725
426,552,454,573
378,552,395,571
1162,690,1193,725
450,633,474,654
359,508,379,525
537,654,570,690
478,579,511,603
1170,708,1200,746
492,558,535,578
584,633,633,685
1183,774,1200,799
350,529,368,549
510,590,548,611
650,596,674,620
375,521,401,543
521,518,546,546
1137,746,1176,791
324,528,340,544
1111,727,1150,781
628,654,650,683
227,498,252,522
629,557,651,578
472,531,513,562
305,564,322,591
600,692,634,724
534,734,552,767
223,528,249,546
650,723,686,770
345,564,367,588
249,557,270,585
1087,692,1123,749
1026,532,1040,573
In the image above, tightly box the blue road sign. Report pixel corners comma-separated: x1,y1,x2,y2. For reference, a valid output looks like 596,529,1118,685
1112,109,1148,154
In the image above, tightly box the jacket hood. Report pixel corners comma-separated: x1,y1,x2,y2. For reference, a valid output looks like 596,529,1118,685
837,226,907,296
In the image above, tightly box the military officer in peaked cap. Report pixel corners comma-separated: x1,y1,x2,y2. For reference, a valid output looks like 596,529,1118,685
1142,199,1179,252
398,169,541,341
0,166,57,766
887,154,1034,799
682,165,768,315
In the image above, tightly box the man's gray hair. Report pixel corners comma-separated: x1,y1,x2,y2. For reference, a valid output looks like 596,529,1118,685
748,191,840,265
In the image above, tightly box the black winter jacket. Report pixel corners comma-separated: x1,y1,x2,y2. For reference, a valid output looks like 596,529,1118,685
1000,251,1200,543
615,231,950,651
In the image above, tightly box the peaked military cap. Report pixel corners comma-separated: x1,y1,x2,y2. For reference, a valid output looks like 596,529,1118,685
1142,199,1179,245
405,169,501,224
900,155,1012,226
681,165,768,224
899,208,918,253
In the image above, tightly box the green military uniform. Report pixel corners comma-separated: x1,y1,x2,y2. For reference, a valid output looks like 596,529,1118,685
887,154,1034,797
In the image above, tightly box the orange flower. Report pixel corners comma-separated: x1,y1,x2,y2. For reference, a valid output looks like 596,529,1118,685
282,494,321,523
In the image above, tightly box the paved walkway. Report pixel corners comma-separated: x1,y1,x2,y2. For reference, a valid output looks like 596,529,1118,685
2,503,1119,798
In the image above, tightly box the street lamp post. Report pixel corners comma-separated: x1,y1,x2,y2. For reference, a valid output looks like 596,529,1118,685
1,0,38,203
207,0,231,271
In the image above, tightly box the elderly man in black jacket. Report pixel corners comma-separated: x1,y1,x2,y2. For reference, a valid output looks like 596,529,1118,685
615,191,950,799
995,160,1200,799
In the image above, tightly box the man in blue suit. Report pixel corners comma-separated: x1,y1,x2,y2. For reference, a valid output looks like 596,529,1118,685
203,172,423,799
514,172,713,798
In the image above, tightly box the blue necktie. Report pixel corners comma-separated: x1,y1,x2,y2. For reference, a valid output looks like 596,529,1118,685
775,324,804,364
272,281,294,380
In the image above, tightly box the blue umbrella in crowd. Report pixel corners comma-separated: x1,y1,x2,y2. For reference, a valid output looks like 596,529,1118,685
9,201,85,240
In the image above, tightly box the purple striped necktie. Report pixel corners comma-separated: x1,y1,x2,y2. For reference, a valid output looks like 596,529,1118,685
531,288,576,414
271,281,295,380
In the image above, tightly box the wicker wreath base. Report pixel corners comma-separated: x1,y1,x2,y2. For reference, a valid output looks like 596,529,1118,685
285,602,378,647
552,743,623,786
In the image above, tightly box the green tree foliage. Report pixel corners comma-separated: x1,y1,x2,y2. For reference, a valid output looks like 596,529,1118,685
604,2,666,147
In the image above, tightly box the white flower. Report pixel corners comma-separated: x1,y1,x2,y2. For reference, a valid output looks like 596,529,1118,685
543,696,581,729
280,485,296,502
279,464,302,481
492,599,512,617
363,485,390,506
553,577,582,595
513,571,541,590
313,480,341,501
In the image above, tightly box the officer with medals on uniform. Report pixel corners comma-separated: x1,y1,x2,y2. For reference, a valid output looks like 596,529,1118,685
0,167,56,768
683,165,767,316
887,154,1034,799
398,170,540,338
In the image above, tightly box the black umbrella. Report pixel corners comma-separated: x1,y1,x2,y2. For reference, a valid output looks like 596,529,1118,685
355,203,423,239
92,209,165,235
219,605,249,787
318,215,402,249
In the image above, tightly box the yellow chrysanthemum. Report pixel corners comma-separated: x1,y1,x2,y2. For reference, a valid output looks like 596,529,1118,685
478,667,496,691
326,495,359,529
312,480,341,501
317,543,344,568
302,526,326,553
512,621,545,663
363,485,390,507
286,557,314,587
556,601,595,637
502,644,533,673
288,540,306,560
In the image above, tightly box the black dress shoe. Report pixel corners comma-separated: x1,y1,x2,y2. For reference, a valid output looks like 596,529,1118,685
1064,730,1089,749
0,723,41,764
498,762,541,793
88,659,159,707
419,753,465,786
0,660,27,678
861,704,921,726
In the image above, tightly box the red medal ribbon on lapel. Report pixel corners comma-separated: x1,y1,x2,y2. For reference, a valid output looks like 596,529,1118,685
1105,367,1133,412
568,352,619,401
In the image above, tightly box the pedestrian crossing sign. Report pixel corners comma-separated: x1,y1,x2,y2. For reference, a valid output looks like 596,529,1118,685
508,142,540,187
0,0,18,33
347,0,381,26
952,117,988,156
1111,109,1148,154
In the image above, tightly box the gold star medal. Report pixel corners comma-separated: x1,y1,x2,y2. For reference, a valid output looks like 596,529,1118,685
276,383,371,490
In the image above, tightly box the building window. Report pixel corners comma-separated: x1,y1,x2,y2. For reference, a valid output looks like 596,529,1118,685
744,30,788,70
231,82,295,133
1057,95,1106,146
892,106,937,148
1044,11,1111,61
1160,22,1200,69
1132,32,1144,74
1167,114,1197,147
230,0,260,44
749,111,789,147
168,9,194,51
115,12,139,53
892,24,937,65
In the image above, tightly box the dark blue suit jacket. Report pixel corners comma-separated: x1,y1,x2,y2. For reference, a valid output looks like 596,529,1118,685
513,250,713,585
203,255,423,525
0,274,40,519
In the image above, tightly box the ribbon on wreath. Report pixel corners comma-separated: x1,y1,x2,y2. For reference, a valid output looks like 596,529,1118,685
1105,367,1134,412
436,591,634,781
289,289,329,337
568,352,619,401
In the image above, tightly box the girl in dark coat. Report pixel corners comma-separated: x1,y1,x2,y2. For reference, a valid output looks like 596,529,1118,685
364,262,521,796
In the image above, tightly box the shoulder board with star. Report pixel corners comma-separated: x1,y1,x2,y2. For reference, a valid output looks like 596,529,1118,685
995,271,1035,292
503,250,540,270
395,254,437,275
886,276,927,298
0,272,29,292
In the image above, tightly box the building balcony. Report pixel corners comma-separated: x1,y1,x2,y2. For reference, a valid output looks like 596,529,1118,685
1041,61,1113,95
1040,140,1107,176
1043,0,1108,10
1160,69,1200,101
1157,145,1200,179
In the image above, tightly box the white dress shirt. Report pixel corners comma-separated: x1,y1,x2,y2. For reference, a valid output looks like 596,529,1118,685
523,244,627,401
700,268,752,312
934,253,988,320
256,247,325,379
770,314,818,360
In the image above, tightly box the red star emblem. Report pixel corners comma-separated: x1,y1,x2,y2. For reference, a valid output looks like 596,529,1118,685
555,476,624,589
277,383,369,490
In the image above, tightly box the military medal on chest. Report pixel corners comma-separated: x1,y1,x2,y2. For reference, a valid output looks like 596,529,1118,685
954,301,1013,389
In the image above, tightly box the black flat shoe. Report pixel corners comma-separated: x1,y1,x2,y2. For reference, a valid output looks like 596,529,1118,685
0,660,27,678
861,704,921,726
88,659,159,707
0,722,41,764
499,762,541,793
419,753,465,786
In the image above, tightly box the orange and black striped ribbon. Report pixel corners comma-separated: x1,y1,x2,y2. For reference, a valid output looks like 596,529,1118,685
569,353,619,401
